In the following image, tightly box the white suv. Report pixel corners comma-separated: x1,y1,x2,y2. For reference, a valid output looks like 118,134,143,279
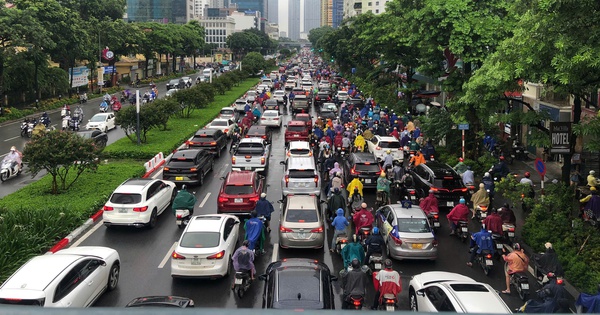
0,246,120,307
367,135,404,162
408,271,512,313
103,178,176,229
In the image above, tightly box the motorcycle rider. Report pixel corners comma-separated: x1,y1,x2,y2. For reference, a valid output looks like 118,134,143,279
382,150,394,171
499,203,517,225
482,207,504,235
409,150,426,167
492,156,510,178
467,227,495,267
372,259,401,310
364,227,384,265
330,172,343,197
482,172,495,203
534,242,564,281
347,177,364,200
341,258,368,309
501,243,530,294
330,208,349,252
353,203,374,234
419,190,439,216
231,240,256,285
255,193,274,232
454,157,468,175
341,235,365,268
5,146,23,172
462,166,475,186
470,183,490,219
377,172,391,205
520,172,535,199
100,99,109,111
580,186,600,221
447,198,470,235
328,188,347,216
171,185,197,216
588,170,600,187
244,211,265,253
520,274,569,313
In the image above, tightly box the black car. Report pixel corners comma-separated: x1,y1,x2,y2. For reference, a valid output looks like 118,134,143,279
314,91,332,108
407,161,468,208
346,97,364,109
263,99,280,112
125,296,194,308
245,125,272,144
162,149,214,186
260,259,336,309
166,79,182,90
343,152,381,188
187,129,228,157
76,130,108,150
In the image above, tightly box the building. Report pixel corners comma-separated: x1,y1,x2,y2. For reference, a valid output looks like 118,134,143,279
230,10,261,31
331,0,343,28
343,0,390,19
126,0,188,23
320,0,332,26
303,0,321,34
228,0,265,18
266,0,278,23
265,23,280,40
196,17,236,48
287,0,301,40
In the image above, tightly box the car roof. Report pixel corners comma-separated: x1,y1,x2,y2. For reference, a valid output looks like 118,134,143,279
239,137,265,143
445,282,512,313
1,255,81,291
265,99,277,104
171,149,200,159
288,120,307,126
389,203,428,219
247,125,267,132
235,99,246,103
288,141,310,149
186,215,229,233
220,107,234,111
263,110,279,115
92,113,111,117
351,152,378,163
414,271,475,287
286,156,316,169
195,129,218,136
286,195,318,209
212,118,231,123
115,178,155,192
225,171,255,185
267,258,330,273
420,161,459,177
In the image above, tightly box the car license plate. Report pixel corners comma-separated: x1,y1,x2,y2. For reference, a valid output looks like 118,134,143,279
386,305,395,311
234,278,243,285
461,227,468,232
412,243,423,249
340,243,346,249
297,232,306,239
244,167,252,170
365,179,371,184
496,243,503,249
375,263,382,269
447,201,454,207
485,259,493,266
521,283,529,290
191,258,201,265
234,198,243,203
508,232,515,237
118,208,127,213
434,222,440,227
176,176,184,181
481,212,487,218
294,134,299,137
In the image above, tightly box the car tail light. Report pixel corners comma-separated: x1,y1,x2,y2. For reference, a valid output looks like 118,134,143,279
274,117,279,120
217,196,228,203
232,156,236,165
316,96,320,100
261,157,266,165
459,187,468,192
350,167,358,175
310,227,323,233
224,129,229,133
261,117,266,120
433,240,438,247
430,187,439,192
392,235,402,246
210,142,216,145
284,175,289,187
249,196,259,202
164,167,170,171
185,140,190,145
207,250,225,260
262,135,266,139
280,226,293,233
133,206,148,212
314,175,319,187
190,168,197,172
468,185,475,190
172,251,186,259
103,206,114,211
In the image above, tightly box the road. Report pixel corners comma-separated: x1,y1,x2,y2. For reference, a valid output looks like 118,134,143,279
69,103,538,310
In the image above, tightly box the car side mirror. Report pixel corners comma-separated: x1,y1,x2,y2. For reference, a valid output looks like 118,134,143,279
258,274,267,281
416,290,425,297
233,221,240,225
330,275,338,281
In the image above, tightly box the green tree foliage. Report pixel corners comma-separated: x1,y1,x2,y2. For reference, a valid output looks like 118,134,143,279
148,98,180,130
115,103,161,143
307,26,334,50
241,52,266,77
23,130,100,194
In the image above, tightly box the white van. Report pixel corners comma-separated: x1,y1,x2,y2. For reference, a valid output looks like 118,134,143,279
202,68,213,77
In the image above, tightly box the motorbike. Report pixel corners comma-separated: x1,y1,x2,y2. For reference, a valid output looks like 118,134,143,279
406,188,417,203
475,204,489,220
456,220,470,243
357,226,371,244
79,93,87,104
335,232,349,254
427,211,440,230
0,158,21,182
466,183,476,195
20,119,35,138
503,223,516,244
375,191,388,209
233,271,253,298
61,116,70,130
347,294,365,310
100,103,109,113
380,293,398,311
175,209,192,228
368,252,383,272
476,250,494,276
510,270,531,301
512,141,528,161
258,215,270,234
491,233,506,259
111,101,122,112
60,106,70,118
39,116,51,128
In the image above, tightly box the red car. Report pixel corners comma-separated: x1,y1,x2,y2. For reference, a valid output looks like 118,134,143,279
294,113,313,130
217,171,265,215
284,120,309,144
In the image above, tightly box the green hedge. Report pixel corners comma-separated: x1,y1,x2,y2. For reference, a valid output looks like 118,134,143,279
103,78,259,160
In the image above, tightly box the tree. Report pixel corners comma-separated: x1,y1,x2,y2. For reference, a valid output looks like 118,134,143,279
226,31,261,59
23,130,100,194
241,52,265,77
115,104,162,143
149,98,180,130
307,26,334,50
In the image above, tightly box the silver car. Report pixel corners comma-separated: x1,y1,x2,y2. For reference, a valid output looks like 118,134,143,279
376,203,438,260
278,195,325,249
280,156,320,197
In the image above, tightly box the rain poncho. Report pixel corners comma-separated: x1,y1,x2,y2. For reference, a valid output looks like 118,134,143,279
470,187,490,208
329,162,342,178
341,240,365,268
419,193,439,215
354,134,366,151
244,217,265,250
347,178,364,197
171,190,197,214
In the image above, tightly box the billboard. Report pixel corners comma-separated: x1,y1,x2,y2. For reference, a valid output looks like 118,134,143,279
68,66,90,88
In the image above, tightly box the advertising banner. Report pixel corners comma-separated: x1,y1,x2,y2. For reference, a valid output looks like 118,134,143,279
68,66,90,88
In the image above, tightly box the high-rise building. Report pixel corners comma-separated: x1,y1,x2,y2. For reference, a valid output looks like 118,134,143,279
320,0,332,27
331,0,343,27
228,0,265,17
287,0,301,40
343,0,390,19
127,0,188,23
266,0,278,23
303,0,321,34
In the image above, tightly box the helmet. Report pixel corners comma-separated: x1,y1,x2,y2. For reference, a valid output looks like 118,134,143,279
372,227,379,235
336,172,341,177
334,187,340,193
591,187,597,191
459,198,466,204
459,157,464,162
10,146,16,152
545,242,553,249
386,149,391,154
384,259,393,269
260,192,267,198
513,243,521,250
524,172,531,178
479,183,485,189
380,172,386,177
242,240,250,247
466,166,472,170
499,156,505,161
361,202,367,209
428,190,434,194
251,210,257,218
351,258,360,269
591,170,596,175
484,172,490,177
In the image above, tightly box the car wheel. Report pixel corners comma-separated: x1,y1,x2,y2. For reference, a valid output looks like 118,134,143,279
107,262,120,291
409,290,418,311
103,126,108,133
210,159,215,172
147,208,158,229
217,146,222,158
198,173,204,186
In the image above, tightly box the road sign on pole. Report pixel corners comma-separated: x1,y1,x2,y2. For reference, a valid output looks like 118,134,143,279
458,123,470,130
534,158,546,177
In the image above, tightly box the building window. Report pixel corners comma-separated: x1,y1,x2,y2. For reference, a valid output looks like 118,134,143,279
375,9,379,13
376,1,379,5
368,2,372,6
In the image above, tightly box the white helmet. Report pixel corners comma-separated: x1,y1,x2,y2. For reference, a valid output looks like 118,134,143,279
591,170,596,175
260,193,267,198
10,146,16,152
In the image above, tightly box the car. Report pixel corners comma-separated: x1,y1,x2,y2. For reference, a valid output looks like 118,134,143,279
367,135,404,163
206,118,236,138
187,129,228,157
102,178,176,228
257,84,270,94
75,130,108,150
284,79,296,90
269,71,278,80
166,79,181,90
245,90,257,103
335,90,349,102
181,76,192,87
284,120,309,144
343,152,381,188
171,214,240,278
293,113,313,130
406,161,468,208
263,99,279,112
301,80,313,92
375,203,438,260
0,246,120,307
272,90,286,104
408,271,512,313
245,125,272,144
320,102,338,120
259,259,336,309
165,88,179,97
162,149,214,186
260,110,282,128
261,78,274,90
279,195,325,249
314,91,332,107
219,107,239,122
217,171,265,214
346,97,365,109
292,87,305,96
285,141,312,159
280,156,320,197
125,296,195,308
196,75,209,83
85,113,116,133
318,80,330,89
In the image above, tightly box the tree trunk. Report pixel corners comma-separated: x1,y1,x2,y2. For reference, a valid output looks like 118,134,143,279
172,53,176,74
68,57,75,98
562,96,582,183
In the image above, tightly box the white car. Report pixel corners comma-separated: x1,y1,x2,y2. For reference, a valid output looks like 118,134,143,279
256,84,270,94
408,271,512,313
206,118,236,138
367,135,404,162
336,90,349,102
103,178,176,229
234,98,248,112
0,246,120,307
285,79,296,89
273,90,286,104
260,110,281,127
171,214,240,278
86,113,116,133
182,76,192,87
219,107,239,122
318,80,330,89
245,90,257,103
165,88,179,97
285,141,312,159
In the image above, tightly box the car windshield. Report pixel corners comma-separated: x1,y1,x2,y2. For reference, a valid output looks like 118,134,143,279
323,105,336,111
287,126,306,132
355,163,380,172
378,141,401,149
90,115,106,122
247,91,256,96
224,185,254,195
263,112,278,117
168,159,195,167
77,132,94,139
179,232,220,248
192,135,214,141
274,92,285,96
169,80,179,84
285,209,318,223
290,148,310,155
276,269,321,306
288,170,315,178
110,193,142,204
220,109,234,115
211,120,228,127
433,178,464,190
397,218,431,233
449,284,490,292
338,92,348,96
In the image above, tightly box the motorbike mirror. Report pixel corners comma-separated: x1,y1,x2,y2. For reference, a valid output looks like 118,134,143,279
279,161,286,165
416,290,425,297
258,274,267,281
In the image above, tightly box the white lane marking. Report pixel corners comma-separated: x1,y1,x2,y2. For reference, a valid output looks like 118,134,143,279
159,242,178,268
199,192,211,208
4,136,19,142
70,219,104,247
272,243,279,262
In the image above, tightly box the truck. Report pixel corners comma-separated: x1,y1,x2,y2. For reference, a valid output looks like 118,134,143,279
231,138,271,174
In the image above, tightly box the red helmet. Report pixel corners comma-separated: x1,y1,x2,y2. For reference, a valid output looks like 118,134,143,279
524,172,531,178
459,157,464,162
499,156,505,161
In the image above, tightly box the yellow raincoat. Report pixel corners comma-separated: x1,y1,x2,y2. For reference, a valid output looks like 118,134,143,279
347,178,364,198
470,184,490,215
354,134,366,152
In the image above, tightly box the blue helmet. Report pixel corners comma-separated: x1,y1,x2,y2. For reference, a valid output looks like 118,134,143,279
459,198,466,204
373,227,379,235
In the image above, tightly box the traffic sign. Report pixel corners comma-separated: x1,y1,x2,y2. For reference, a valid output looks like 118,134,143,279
103,66,116,73
534,158,546,177
458,123,469,130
